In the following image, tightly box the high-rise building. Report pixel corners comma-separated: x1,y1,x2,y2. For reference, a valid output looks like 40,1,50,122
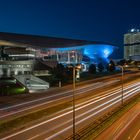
124,28,140,60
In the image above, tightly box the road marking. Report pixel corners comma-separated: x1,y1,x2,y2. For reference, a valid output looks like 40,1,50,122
113,123,122,134
28,134,40,140
133,128,140,140
114,108,140,140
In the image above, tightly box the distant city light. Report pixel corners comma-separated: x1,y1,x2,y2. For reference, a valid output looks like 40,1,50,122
131,29,135,32
130,28,140,33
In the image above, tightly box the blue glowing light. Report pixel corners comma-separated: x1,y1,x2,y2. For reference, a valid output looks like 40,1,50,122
83,44,113,59
47,43,114,64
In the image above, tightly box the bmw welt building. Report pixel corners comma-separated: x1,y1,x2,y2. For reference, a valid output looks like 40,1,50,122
0,32,115,77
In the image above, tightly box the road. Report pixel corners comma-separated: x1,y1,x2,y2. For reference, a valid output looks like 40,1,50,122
0,78,120,121
95,95,140,140
1,77,140,139
0,71,139,121
118,114,140,140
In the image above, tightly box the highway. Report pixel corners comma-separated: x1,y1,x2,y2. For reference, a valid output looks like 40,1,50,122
95,93,140,140
117,114,140,140
0,78,120,121
1,77,140,140
0,71,139,121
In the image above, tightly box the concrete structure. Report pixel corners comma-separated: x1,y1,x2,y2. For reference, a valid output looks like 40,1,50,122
124,28,140,60
14,75,49,92
0,60,34,77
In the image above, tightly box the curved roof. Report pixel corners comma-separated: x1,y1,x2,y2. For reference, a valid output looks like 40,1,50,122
0,32,115,48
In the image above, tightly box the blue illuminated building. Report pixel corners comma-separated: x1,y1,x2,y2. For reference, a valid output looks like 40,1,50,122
43,44,114,66
0,32,116,76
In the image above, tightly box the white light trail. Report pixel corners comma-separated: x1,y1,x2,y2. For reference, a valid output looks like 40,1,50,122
0,82,102,111
1,82,140,140
46,87,140,140
0,80,123,118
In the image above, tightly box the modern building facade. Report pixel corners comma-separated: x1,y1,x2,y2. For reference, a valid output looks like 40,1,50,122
0,32,116,77
124,28,140,60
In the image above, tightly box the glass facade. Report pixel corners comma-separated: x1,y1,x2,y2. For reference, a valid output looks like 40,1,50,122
40,44,114,64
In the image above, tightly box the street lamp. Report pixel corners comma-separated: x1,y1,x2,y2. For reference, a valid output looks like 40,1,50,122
70,64,81,139
72,66,76,140
116,65,124,105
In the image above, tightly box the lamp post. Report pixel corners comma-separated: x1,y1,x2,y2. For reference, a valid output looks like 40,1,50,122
117,65,124,105
72,66,76,140
71,64,81,139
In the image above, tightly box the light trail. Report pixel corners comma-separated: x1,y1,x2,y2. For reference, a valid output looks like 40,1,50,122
0,80,121,118
0,79,120,111
46,87,140,140
132,129,140,140
0,82,102,111
33,85,140,140
1,82,140,140
76,82,139,108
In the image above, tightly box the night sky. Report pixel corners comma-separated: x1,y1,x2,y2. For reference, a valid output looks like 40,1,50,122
0,0,140,58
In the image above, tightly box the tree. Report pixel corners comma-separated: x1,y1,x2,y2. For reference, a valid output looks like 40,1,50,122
88,64,96,74
108,59,115,72
98,63,104,72
117,59,126,66
53,63,65,81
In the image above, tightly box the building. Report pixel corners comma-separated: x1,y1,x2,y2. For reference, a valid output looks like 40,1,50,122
0,32,116,77
124,28,140,60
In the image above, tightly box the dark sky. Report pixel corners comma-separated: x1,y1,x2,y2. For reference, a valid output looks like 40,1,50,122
0,0,140,58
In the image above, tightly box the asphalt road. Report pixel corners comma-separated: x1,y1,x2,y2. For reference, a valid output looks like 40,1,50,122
0,78,120,121
1,78,140,139
0,72,139,121
95,96,140,140
117,110,140,140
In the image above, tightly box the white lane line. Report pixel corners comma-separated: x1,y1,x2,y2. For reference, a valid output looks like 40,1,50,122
115,112,140,139
1,83,140,140
113,123,122,134
28,134,40,140
133,129,140,140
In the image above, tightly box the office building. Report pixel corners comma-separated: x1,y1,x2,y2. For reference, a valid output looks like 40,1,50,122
124,28,140,60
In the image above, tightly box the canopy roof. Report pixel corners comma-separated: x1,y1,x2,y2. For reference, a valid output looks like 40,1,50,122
0,32,111,49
